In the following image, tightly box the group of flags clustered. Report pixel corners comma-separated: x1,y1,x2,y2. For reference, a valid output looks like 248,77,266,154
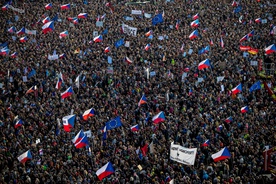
2,0,275,181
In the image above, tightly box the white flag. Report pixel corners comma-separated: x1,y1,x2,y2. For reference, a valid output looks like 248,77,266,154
75,75,80,88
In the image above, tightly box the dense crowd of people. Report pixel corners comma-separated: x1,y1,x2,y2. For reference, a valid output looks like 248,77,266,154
0,0,276,183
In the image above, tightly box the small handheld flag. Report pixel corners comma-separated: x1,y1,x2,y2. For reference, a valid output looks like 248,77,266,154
231,83,242,95
62,114,76,132
18,150,32,164
249,81,261,93
59,31,68,38
15,119,23,128
152,111,165,124
145,44,150,51
265,44,276,55
78,13,88,19
96,162,115,181
125,57,133,64
138,95,147,106
220,37,224,48
10,52,18,58
225,116,233,123
93,35,103,43
198,59,211,70
211,147,231,162
61,86,73,99
202,140,210,147
131,124,139,132
82,108,95,121
189,30,198,40
241,106,249,113
61,4,70,10
104,47,110,53
193,13,199,20
45,3,52,10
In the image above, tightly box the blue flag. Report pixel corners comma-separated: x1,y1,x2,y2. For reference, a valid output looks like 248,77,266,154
105,116,122,130
102,28,108,35
83,0,88,5
0,42,8,49
234,6,242,14
52,14,59,22
27,69,36,79
249,81,261,93
152,14,163,26
115,38,124,48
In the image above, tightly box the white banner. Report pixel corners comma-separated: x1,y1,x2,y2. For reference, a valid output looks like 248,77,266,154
8,5,25,14
48,54,58,60
170,142,197,165
25,29,37,35
122,24,137,36
131,10,142,15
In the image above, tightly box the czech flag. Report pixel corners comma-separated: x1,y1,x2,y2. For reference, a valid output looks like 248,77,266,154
26,86,37,94
202,140,210,147
145,44,150,51
59,30,68,38
104,47,110,53
55,77,62,89
72,130,85,144
10,52,18,58
61,4,70,10
255,18,261,23
93,35,103,43
15,119,23,128
240,45,251,51
82,108,95,121
96,162,115,181
42,21,54,34
248,48,258,55
211,147,231,162
75,135,89,148
198,59,211,70
73,18,79,24
59,53,66,59
16,27,25,35
125,56,133,64
62,114,76,132
152,111,165,124
61,86,73,99
175,20,180,30
210,38,214,46
78,13,87,19
190,19,199,27
265,44,276,54
188,88,193,96
225,116,233,123
17,150,32,164
189,30,198,40
193,13,199,20
68,17,76,21
231,83,242,95
220,37,224,48
248,30,254,37
45,3,52,10
241,106,249,113
19,36,27,43
239,34,248,42
217,125,223,131
138,95,147,106
2,4,9,11
8,26,16,33
145,30,153,37
131,124,139,132
42,16,51,24
0,47,10,56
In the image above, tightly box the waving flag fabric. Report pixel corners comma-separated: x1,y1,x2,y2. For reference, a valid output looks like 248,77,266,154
75,135,89,148
61,86,73,99
42,16,50,24
0,47,10,55
249,81,261,92
45,3,52,10
105,116,122,130
211,147,231,162
220,37,224,48
59,31,68,38
193,13,199,20
202,140,210,147
255,18,261,23
8,26,16,33
190,19,199,27
10,52,18,58
82,108,95,121
93,35,103,42
96,162,115,181
152,14,163,25
145,30,153,37
114,38,124,48
175,20,180,30
138,94,147,106
26,86,37,94
42,21,54,34
125,56,133,64
62,114,76,132
18,150,32,164
55,77,62,89
78,13,87,19
2,4,9,11
131,124,139,132
241,106,249,113
265,44,276,54
189,30,198,40
239,34,248,42
152,111,165,124
19,36,27,43
198,59,211,70
231,83,242,95
15,119,23,128
104,47,110,53
72,130,85,144
248,48,258,55
61,4,70,10
248,30,254,37
16,27,25,35
145,44,150,51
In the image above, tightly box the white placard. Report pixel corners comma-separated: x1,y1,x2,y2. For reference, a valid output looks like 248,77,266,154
131,10,142,15
125,41,130,47
250,60,258,66
122,24,137,36
48,54,58,60
170,142,197,165
144,13,152,18
96,21,103,27
125,16,134,21
150,71,156,77
36,139,41,144
93,31,98,37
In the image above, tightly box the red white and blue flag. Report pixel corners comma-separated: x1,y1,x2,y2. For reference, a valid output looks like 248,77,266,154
61,86,73,99
255,18,261,23
45,3,52,10
198,59,211,70
211,147,231,162
152,111,165,124
72,130,85,144
26,86,37,94
131,124,139,132
138,94,147,106
18,150,32,164
231,83,242,95
42,16,51,24
96,162,115,181
93,35,103,43
59,30,68,38
15,119,23,128
265,44,276,55
225,116,233,123
61,4,70,10
104,47,110,53
190,19,199,27
16,27,25,35
10,52,18,58
75,135,89,148
55,77,62,90
78,13,87,19
42,21,54,34
202,140,210,147
145,44,150,51
8,26,16,33
220,37,224,48
62,114,76,132
125,56,133,64
193,13,199,20
189,30,198,40
241,106,249,113
82,108,95,121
